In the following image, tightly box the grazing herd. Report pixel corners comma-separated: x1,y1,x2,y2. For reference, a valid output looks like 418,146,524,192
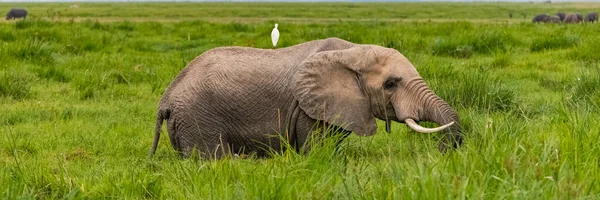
532,12,598,24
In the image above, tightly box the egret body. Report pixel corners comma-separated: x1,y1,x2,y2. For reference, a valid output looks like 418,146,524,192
271,23,279,47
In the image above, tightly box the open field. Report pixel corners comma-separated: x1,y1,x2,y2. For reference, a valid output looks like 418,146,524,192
1,2,600,199
2,2,600,23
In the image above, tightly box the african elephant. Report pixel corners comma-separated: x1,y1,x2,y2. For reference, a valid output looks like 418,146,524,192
577,13,584,21
556,12,566,21
585,12,598,23
549,16,561,23
564,13,582,23
151,38,463,159
532,14,551,23
5,8,27,20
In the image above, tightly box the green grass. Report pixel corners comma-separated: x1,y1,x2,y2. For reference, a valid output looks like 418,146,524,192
2,2,600,23
1,2,600,199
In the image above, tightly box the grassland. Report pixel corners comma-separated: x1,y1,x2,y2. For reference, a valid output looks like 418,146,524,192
2,2,600,23
1,2,600,199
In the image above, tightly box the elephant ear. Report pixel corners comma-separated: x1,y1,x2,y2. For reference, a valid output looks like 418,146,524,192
292,46,377,136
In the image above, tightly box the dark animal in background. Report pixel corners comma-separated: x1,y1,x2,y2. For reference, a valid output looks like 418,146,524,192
5,8,27,20
509,12,513,19
532,14,551,23
564,14,582,23
557,12,566,21
576,13,584,22
585,12,598,23
549,16,561,23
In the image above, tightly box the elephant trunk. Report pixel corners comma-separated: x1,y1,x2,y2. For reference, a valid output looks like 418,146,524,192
421,90,463,152
400,78,462,152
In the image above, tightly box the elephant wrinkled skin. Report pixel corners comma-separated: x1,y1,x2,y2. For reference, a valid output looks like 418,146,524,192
151,38,463,159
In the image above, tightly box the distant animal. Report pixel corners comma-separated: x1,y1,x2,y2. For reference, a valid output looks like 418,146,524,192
271,23,279,47
509,12,513,19
532,14,551,23
150,38,462,159
556,12,566,21
576,13,584,21
585,12,598,23
5,8,27,20
564,14,582,23
549,16,561,23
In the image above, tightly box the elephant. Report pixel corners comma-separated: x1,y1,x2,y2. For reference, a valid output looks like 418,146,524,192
532,14,551,23
564,13,582,23
150,38,463,159
556,12,566,21
585,12,598,23
549,16,561,23
576,13,584,21
5,8,27,20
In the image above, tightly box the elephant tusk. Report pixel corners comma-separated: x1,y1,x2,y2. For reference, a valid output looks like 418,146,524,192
405,119,454,133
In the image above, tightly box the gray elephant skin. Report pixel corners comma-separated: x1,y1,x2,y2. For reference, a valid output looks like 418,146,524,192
532,14,551,23
564,13,583,23
151,38,463,159
556,12,566,21
5,8,27,20
585,12,598,23
576,13,584,21
549,16,561,23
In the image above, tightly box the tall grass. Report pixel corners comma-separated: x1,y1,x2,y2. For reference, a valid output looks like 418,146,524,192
530,32,580,52
567,68,600,109
1,3,600,199
0,72,34,99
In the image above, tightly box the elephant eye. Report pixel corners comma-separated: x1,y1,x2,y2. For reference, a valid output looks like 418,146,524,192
383,78,400,90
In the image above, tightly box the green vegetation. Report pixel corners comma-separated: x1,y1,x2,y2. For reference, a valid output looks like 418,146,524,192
2,2,600,23
1,2,600,199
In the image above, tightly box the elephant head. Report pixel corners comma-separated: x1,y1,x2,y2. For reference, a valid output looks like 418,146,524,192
292,46,462,152
557,12,566,21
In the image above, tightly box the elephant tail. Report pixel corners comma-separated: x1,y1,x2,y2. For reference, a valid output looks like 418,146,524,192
150,108,169,157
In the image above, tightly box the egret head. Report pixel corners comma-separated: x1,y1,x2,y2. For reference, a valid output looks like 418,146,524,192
275,23,278,28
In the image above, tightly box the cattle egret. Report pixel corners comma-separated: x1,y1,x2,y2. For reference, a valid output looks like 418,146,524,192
271,23,279,47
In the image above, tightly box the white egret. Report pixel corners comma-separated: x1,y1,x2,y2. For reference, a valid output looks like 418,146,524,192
271,23,279,47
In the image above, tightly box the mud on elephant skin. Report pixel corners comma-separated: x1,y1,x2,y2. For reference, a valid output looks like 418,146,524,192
151,38,463,159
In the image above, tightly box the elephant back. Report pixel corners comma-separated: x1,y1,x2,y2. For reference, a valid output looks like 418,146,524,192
532,14,550,23
564,14,582,23
7,8,27,18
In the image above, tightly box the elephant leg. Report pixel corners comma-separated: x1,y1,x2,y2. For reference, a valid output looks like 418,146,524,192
166,116,182,155
294,111,351,154
179,133,231,159
168,113,231,159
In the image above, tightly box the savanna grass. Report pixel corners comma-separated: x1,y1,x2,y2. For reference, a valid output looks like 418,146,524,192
1,2,600,199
